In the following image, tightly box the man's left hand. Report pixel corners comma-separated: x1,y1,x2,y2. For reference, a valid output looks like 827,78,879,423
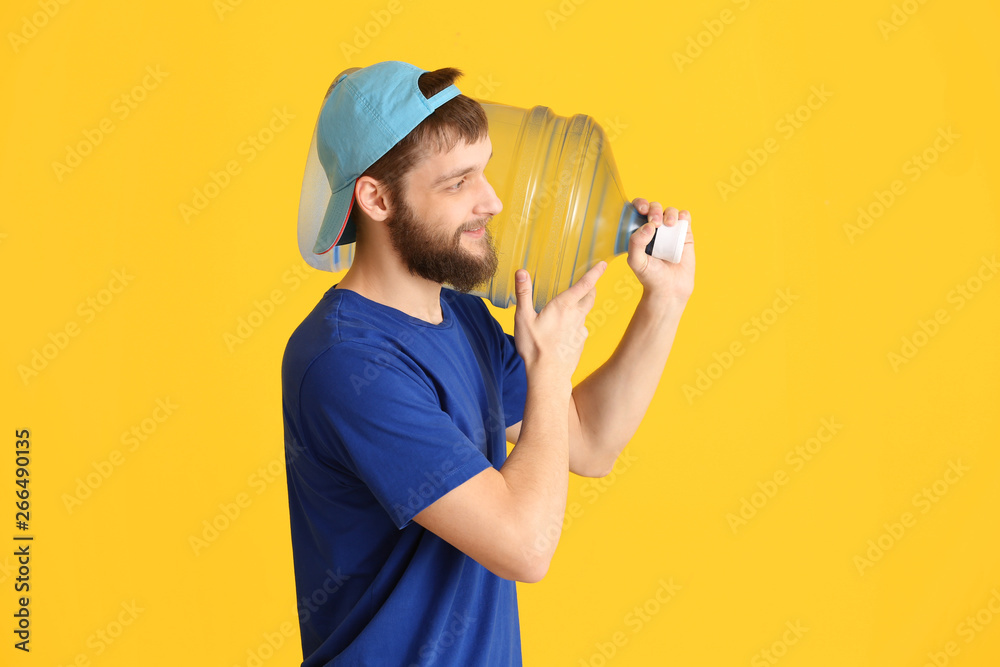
626,198,695,303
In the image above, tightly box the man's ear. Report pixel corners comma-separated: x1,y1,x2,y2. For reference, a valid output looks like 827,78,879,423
354,176,391,222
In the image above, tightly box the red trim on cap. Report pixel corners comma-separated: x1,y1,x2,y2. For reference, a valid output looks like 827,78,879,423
315,187,356,255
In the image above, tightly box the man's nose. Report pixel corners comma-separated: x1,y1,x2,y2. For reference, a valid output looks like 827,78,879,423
479,176,503,217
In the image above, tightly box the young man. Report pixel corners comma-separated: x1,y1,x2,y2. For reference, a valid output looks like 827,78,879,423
282,60,694,666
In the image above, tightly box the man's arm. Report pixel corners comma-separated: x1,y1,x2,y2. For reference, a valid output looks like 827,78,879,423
417,201,693,581
504,295,686,478
416,365,571,583
503,393,598,478
508,201,694,477
574,295,687,475
413,261,606,583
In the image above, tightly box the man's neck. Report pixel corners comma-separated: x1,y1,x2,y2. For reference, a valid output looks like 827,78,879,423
334,257,445,325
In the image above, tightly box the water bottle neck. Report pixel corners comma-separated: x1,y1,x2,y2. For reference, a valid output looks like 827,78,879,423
614,202,652,256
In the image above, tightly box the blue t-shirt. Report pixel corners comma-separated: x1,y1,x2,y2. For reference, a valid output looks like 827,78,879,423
282,284,528,666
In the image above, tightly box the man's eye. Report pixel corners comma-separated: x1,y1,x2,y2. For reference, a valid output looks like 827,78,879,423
450,179,464,190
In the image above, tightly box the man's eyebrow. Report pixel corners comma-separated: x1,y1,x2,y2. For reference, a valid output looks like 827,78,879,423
431,150,493,187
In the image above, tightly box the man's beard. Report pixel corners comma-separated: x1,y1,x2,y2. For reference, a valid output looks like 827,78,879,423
385,197,499,293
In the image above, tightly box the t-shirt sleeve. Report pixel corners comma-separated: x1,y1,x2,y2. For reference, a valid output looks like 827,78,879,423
296,342,493,530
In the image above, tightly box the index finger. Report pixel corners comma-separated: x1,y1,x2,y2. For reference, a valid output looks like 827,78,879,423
561,261,608,303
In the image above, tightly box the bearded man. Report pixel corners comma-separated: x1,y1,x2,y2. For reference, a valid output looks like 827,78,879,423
281,60,694,666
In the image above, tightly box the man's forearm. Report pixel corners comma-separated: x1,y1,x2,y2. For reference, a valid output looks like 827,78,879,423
572,293,688,472
498,367,572,577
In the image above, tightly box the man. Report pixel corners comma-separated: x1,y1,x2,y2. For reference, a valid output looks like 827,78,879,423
282,60,694,666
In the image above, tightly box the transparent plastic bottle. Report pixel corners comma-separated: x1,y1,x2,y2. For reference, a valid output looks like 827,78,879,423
299,98,687,312
471,100,686,311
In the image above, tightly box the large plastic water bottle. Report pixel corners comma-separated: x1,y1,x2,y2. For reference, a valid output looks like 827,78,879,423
298,97,687,312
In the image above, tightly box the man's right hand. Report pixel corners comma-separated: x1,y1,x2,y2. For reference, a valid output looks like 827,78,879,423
512,261,607,383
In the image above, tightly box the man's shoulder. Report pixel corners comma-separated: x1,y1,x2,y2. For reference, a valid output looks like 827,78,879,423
282,288,411,387
288,285,420,346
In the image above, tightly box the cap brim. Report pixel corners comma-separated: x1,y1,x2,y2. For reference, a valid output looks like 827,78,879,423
297,115,356,271
312,180,355,254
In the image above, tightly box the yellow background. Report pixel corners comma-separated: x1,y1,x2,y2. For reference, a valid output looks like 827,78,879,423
3,0,999,665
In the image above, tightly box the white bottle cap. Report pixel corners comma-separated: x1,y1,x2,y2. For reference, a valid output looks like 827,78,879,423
650,219,688,263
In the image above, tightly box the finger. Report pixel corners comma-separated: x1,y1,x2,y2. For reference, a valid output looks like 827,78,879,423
563,261,607,303
663,206,679,226
632,197,649,214
514,269,536,322
646,201,664,225
680,212,694,244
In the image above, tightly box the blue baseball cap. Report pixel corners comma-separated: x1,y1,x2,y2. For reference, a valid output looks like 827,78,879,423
299,61,462,256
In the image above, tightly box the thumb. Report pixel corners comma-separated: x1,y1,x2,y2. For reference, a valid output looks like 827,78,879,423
628,222,655,272
514,269,536,322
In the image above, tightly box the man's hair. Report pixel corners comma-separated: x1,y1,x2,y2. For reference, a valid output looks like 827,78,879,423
350,67,488,224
